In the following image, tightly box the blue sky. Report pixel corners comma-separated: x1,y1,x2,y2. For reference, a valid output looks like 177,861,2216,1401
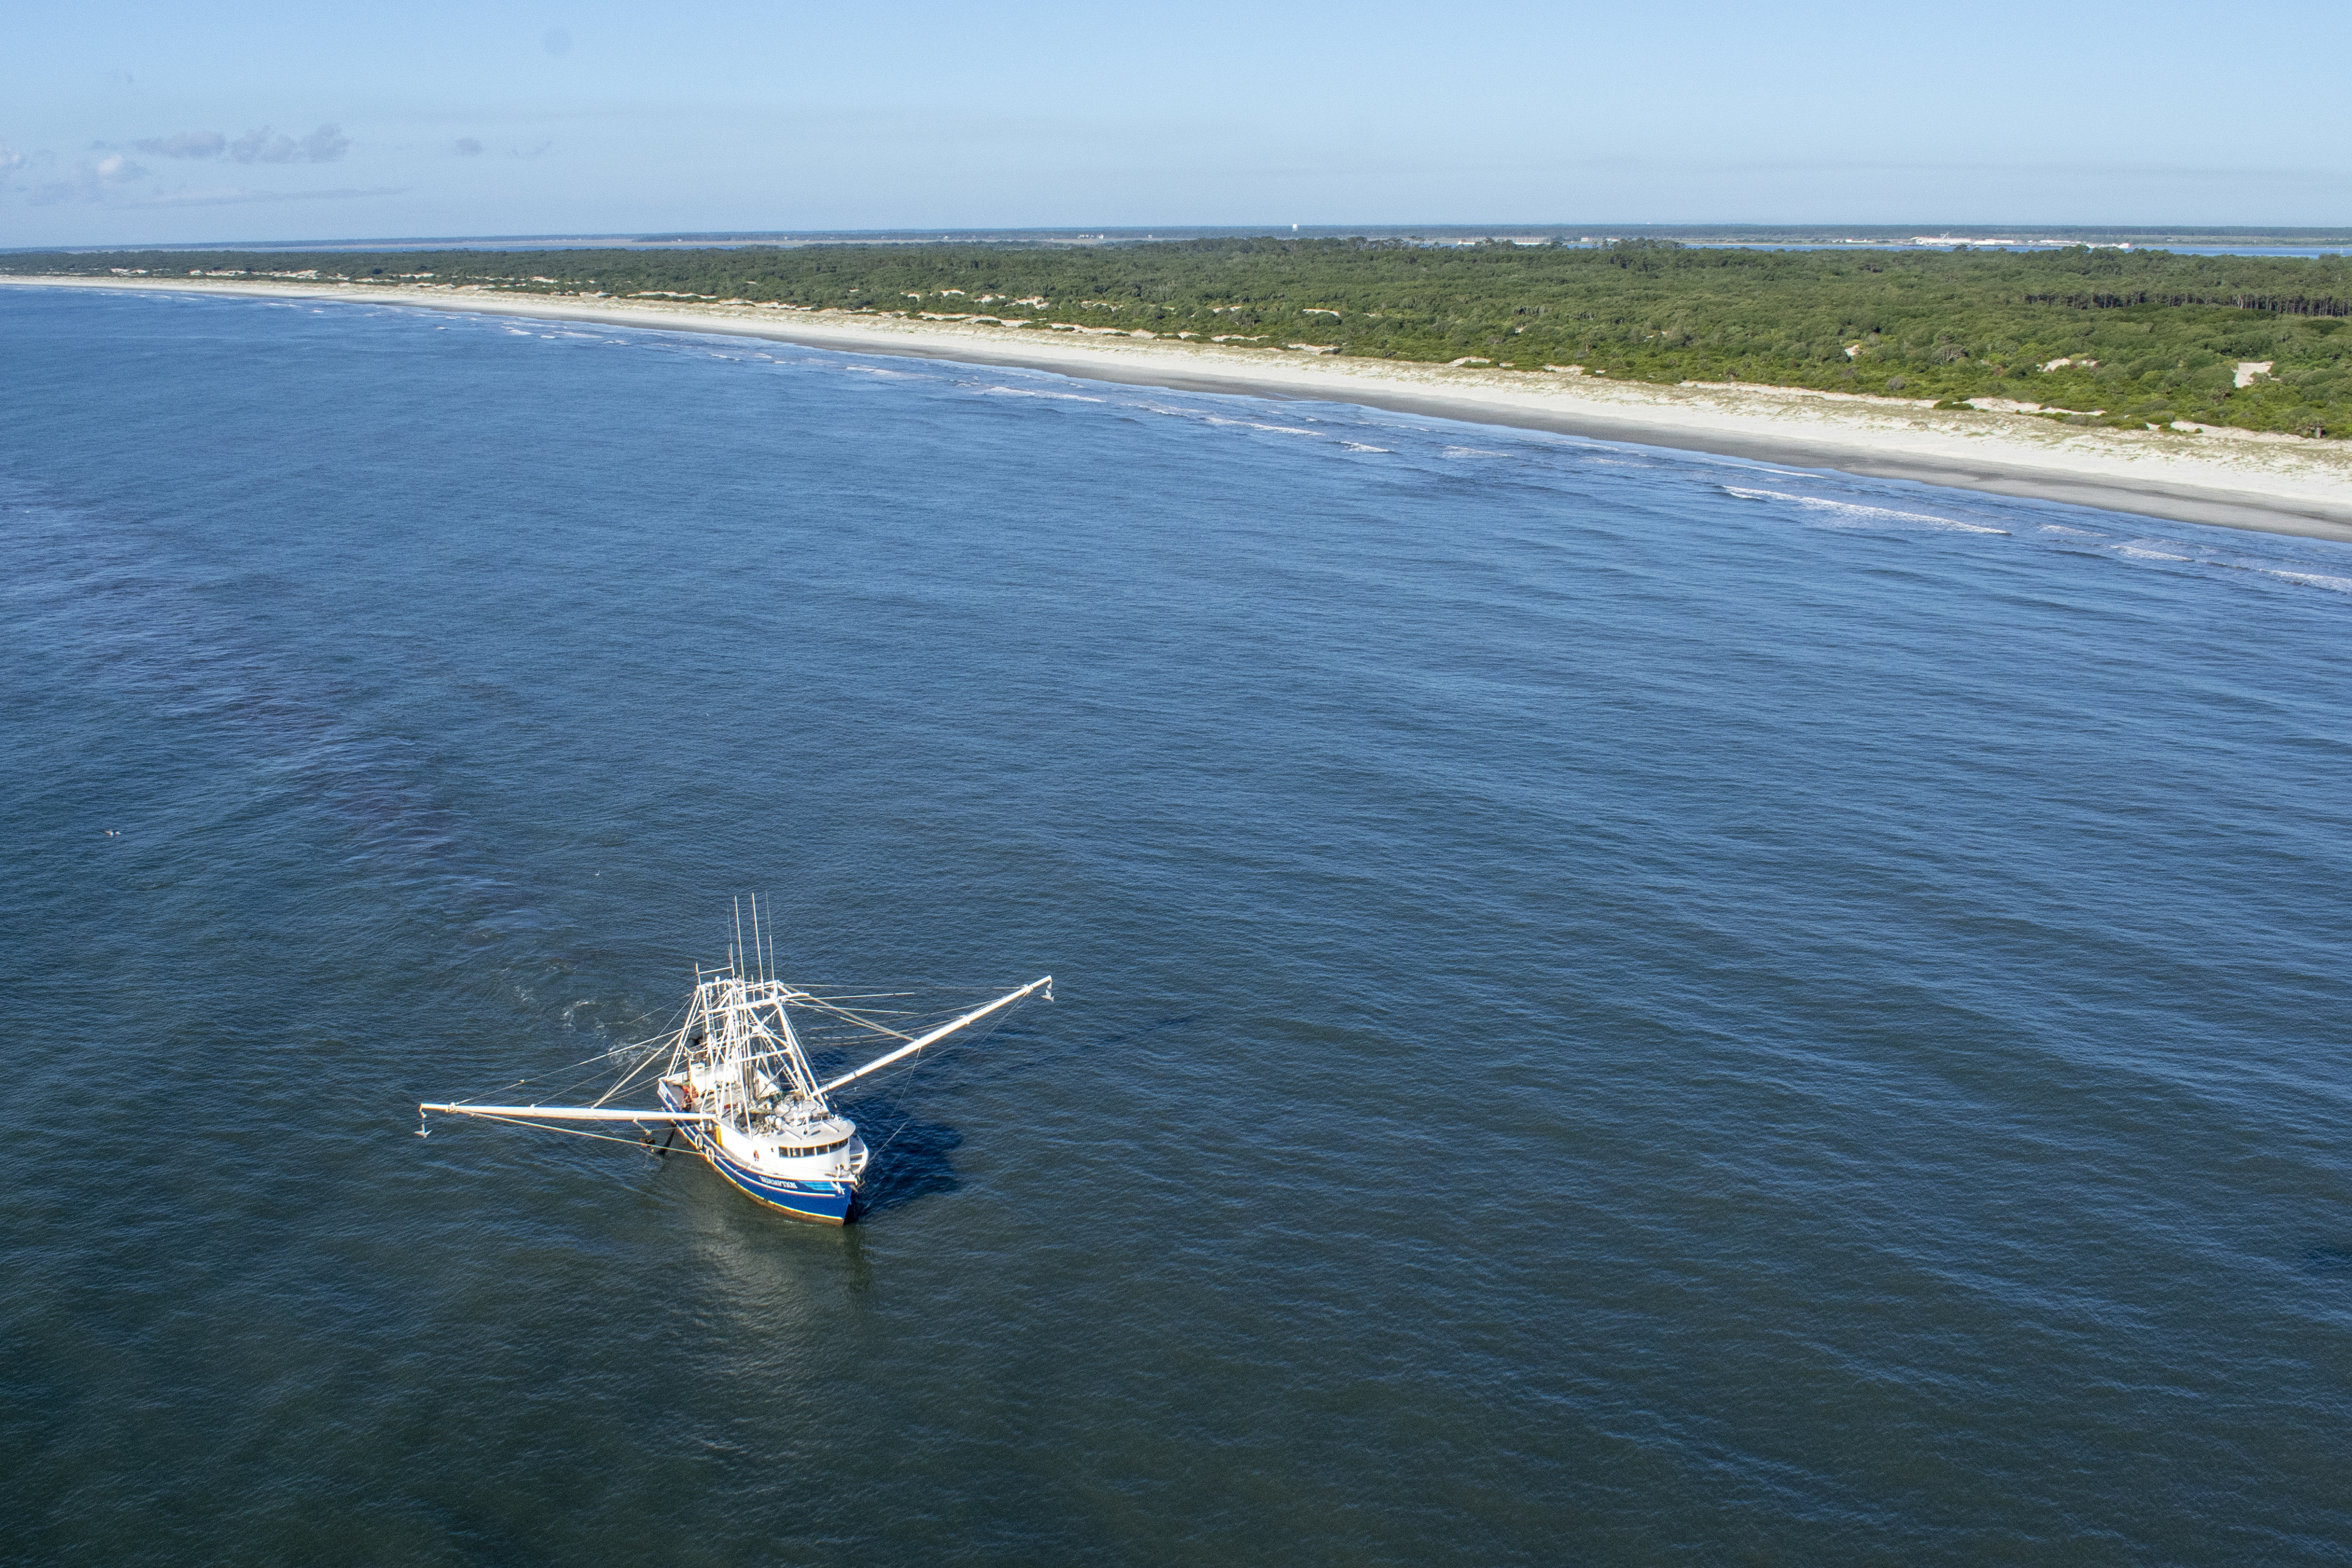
3,1,2344,246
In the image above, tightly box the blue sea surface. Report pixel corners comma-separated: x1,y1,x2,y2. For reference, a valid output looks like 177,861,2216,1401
4,287,2351,1565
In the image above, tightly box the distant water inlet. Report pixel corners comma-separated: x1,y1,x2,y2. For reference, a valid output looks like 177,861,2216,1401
3,287,2350,1566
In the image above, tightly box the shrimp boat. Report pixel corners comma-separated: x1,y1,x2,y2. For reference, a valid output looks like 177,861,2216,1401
419,905,1051,1224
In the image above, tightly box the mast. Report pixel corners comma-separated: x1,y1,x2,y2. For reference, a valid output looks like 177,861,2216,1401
758,987,822,1100
419,951,1051,1138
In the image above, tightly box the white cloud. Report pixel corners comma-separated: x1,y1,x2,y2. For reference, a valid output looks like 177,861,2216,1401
13,123,357,207
134,130,228,159
114,123,351,165
224,124,351,163
135,184,407,207
30,153,149,204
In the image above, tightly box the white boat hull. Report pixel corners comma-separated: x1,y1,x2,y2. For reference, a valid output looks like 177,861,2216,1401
659,1079,855,1224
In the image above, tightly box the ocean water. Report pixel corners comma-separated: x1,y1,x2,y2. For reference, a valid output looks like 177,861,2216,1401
5,287,2350,1565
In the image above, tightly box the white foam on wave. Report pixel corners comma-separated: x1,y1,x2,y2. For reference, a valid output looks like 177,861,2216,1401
1442,445,1516,459
979,385,1100,401
1722,485,2009,534
1200,415,1318,435
2264,569,2352,594
2019,518,2351,594
1342,443,1392,453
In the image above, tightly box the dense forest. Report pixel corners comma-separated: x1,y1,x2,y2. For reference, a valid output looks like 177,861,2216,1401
12,238,2348,437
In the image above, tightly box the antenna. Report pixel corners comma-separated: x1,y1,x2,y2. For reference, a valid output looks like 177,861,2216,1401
733,895,746,979
749,891,765,982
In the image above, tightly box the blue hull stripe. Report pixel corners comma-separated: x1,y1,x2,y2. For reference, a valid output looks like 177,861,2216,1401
659,1083,854,1224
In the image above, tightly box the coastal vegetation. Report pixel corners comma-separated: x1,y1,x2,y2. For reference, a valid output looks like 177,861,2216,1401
13,239,2348,437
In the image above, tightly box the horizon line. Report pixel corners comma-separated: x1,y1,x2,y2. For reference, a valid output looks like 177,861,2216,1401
9,221,2351,256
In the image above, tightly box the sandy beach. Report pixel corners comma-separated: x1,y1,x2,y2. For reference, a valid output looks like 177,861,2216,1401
12,274,2351,542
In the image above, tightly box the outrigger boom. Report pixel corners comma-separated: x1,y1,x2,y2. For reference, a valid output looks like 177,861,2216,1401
816,975,1054,1094
419,975,1053,1124
417,901,1053,1226
416,1106,716,1122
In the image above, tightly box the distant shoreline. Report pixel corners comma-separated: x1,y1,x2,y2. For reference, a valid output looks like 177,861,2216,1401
11,274,2351,543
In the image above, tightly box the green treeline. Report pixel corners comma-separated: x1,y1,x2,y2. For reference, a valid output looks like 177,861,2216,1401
16,238,2349,437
